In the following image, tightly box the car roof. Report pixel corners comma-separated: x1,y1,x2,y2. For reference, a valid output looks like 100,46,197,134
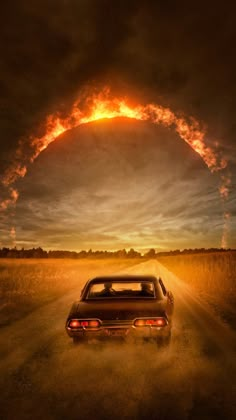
88,275,158,284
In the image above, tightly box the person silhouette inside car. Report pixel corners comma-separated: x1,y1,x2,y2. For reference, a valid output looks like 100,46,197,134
100,281,116,297
140,282,154,297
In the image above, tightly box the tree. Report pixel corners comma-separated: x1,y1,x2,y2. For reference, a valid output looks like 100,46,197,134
144,248,156,258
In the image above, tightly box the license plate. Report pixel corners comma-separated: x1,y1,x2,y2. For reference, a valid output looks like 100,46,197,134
108,329,128,336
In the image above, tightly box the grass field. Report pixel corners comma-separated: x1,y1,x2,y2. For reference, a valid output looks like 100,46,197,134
0,258,141,327
1,253,235,329
157,251,236,327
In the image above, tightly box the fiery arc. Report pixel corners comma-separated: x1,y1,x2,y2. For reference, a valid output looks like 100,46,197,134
0,89,231,247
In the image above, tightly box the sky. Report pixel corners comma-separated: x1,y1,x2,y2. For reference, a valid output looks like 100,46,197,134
0,0,236,251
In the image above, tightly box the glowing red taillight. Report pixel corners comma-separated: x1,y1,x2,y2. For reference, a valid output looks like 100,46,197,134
68,319,100,329
134,319,145,327
134,318,167,327
89,320,100,328
69,320,81,328
81,321,89,327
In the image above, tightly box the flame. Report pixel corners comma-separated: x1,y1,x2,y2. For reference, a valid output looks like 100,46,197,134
221,212,231,249
0,88,231,245
4,89,227,177
10,226,16,242
0,188,19,210
219,174,231,199
2,164,27,187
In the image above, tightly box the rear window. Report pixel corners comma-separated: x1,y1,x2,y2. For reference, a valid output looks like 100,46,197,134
86,281,155,299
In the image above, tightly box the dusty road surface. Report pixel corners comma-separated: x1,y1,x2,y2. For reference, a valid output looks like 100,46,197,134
1,260,236,420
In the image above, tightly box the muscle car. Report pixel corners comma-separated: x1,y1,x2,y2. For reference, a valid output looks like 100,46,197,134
66,275,174,346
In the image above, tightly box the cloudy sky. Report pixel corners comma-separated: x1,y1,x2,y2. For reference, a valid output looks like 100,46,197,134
0,1,236,251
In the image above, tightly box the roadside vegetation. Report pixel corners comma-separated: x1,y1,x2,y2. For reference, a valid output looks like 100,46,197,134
157,251,236,328
1,251,235,328
0,258,140,326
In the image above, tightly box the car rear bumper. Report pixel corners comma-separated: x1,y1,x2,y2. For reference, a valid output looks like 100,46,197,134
66,320,171,340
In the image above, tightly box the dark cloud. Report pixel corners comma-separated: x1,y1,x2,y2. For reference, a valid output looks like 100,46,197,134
0,0,139,165
113,2,236,145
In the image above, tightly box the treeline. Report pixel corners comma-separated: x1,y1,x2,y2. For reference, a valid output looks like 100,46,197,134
155,248,234,257
0,246,234,259
0,247,141,259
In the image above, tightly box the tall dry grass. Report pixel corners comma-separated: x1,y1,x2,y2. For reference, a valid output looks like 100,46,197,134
157,251,236,326
0,258,140,326
157,251,236,294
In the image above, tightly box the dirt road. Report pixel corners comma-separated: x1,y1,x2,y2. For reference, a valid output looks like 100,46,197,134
1,260,236,420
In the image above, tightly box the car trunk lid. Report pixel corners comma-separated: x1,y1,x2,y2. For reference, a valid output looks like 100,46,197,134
75,299,166,321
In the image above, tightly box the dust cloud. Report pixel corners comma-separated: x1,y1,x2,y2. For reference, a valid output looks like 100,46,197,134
1,260,236,420
1,325,236,420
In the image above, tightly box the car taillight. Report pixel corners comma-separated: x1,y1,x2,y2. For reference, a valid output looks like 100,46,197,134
69,320,81,328
89,320,100,328
68,319,100,329
134,318,167,327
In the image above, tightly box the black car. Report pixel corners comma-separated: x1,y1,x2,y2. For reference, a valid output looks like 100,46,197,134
66,275,174,346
